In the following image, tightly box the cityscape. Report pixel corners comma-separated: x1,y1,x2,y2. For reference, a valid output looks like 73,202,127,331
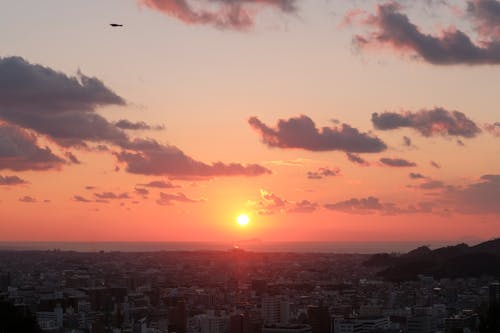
1,239,500,332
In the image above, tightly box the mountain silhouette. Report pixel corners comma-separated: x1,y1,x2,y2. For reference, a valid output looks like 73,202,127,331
364,238,500,281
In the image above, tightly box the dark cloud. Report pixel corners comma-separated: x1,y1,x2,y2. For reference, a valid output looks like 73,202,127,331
430,160,441,168
135,187,149,196
0,57,271,179
73,195,92,203
65,152,81,164
248,189,317,215
345,152,370,166
409,172,426,179
324,196,434,215
288,200,318,213
116,138,271,178
0,57,128,148
467,0,500,39
0,124,65,171
324,196,382,214
447,174,500,214
156,192,201,206
353,1,500,65
403,135,412,146
19,195,36,203
372,108,481,138
94,192,130,200
139,0,297,30
0,175,28,186
114,119,164,131
249,115,387,153
419,180,446,190
484,122,500,137
307,167,340,179
138,180,179,188
380,157,417,167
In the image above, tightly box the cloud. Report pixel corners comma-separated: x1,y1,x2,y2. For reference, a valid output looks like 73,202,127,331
65,151,81,164
249,115,387,153
345,152,370,166
73,195,92,203
0,57,128,148
467,0,500,39
372,108,481,138
114,119,164,131
324,196,435,215
116,138,271,178
0,124,65,171
430,160,441,168
447,174,500,214
380,157,417,167
307,167,340,179
288,200,318,213
138,0,297,30
409,172,426,179
135,187,149,196
19,195,36,203
0,175,28,186
484,122,500,137
419,180,446,189
138,180,179,188
324,196,382,214
248,189,318,215
0,57,271,179
352,1,500,65
94,192,130,200
156,192,201,205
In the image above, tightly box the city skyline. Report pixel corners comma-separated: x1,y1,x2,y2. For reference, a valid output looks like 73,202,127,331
0,0,499,242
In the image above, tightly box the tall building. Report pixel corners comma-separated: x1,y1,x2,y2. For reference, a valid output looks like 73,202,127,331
230,313,262,333
262,297,290,325
168,299,187,333
201,313,230,333
489,282,500,304
307,305,331,333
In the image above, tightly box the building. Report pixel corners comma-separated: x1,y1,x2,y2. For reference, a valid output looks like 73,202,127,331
262,297,290,325
307,305,331,333
489,282,500,304
262,324,312,333
200,313,230,333
407,315,435,333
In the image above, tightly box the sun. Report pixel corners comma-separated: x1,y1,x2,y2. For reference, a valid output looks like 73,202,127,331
237,214,250,227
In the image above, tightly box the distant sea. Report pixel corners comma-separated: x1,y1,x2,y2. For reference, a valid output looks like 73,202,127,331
0,240,474,254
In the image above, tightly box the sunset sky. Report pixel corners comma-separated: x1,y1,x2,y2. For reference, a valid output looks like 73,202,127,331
0,0,499,243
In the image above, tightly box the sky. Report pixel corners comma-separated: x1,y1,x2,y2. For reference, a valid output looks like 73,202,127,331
0,0,499,243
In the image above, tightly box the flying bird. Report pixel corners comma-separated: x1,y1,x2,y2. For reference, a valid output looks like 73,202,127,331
110,23,123,27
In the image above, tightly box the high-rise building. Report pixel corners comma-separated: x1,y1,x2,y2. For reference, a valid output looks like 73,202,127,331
307,305,331,333
489,282,500,304
201,313,229,333
262,297,290,325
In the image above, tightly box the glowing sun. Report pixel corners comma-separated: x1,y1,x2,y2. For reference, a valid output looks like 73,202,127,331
237,214,250,226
